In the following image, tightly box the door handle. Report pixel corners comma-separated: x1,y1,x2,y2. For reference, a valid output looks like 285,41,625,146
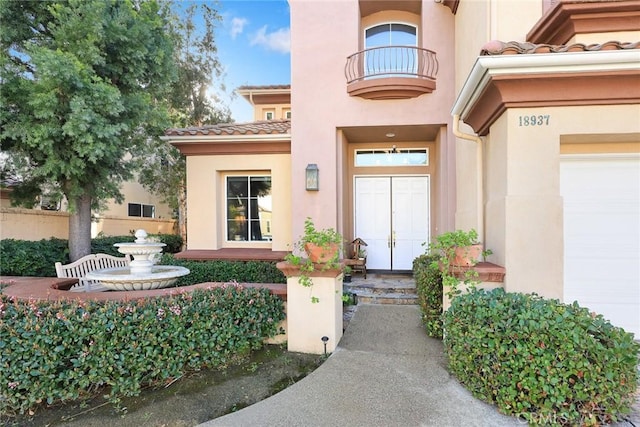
392,231,396,248
387,235,391,248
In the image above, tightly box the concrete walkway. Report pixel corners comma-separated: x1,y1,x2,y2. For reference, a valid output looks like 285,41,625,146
201,304,521,427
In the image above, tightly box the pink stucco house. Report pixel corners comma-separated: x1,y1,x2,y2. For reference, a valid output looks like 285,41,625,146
164,0,640,336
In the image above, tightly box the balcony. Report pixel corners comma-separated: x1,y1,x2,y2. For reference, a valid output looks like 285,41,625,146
345,46,438,100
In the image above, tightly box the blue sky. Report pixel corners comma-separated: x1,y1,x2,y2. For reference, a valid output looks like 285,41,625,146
213,0,291,123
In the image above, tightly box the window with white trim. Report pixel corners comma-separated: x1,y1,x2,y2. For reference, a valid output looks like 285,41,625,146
226,176,272,241
264,111,274,120
365,22,418,77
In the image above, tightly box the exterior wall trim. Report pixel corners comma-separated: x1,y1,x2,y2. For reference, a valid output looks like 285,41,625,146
170,140,291,156
442,0,459,15
527,0,640,44
451,50,640,135
163,133,290,142
347,76,437,99
467,70,640,136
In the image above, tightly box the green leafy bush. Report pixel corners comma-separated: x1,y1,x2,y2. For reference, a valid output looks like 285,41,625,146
91,234,183,256
0,285,285,416
0,235,183,276
443,288,639,426
0,238,69,276
161,256,286,286
413,254,443,338
154,233,183,253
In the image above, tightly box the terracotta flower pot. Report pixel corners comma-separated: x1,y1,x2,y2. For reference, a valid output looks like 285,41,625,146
304,242,339,263
452,244,483,266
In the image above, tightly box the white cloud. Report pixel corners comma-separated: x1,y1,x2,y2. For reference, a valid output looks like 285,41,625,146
250,25,290,54
230,17,248,39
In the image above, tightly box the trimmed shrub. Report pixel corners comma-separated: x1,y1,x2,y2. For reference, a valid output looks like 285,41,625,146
154,233,183,253
91,233,183,256
0,234,183,276
0,284,285,416
443,288,640,426
413,254,443,338
0,238,69,277
162,255,286,286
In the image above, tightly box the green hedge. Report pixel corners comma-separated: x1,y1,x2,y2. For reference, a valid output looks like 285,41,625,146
443,288,640,426
0,235,182,277
0,285,285,416
413,254,443,338
0,238,69,277
90,234,183,256
161,255,286,286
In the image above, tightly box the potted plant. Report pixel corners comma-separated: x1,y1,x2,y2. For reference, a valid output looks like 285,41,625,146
284,217,344,302
343,265,352,283
299,217,343,263
431,229,483,266
427,229,490,300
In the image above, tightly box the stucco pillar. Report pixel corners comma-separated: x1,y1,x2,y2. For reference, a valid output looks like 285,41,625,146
277,261,343,354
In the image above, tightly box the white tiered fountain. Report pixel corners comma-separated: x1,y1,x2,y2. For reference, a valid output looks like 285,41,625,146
85,229,190,291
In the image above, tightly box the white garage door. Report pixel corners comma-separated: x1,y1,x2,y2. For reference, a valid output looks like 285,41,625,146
560,154,640,337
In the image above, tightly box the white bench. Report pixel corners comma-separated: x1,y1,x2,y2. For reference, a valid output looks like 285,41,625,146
55,253,131,292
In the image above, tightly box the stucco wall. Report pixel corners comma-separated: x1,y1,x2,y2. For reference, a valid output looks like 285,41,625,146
253,104,291,121
1,208,177,241
483,104,640,300
454,0,541,91
185,154,292,251
91,216,176,237
289,0,456,238
102,177,174,220
571,31,640,45
1,208,69,240
453,0,545,233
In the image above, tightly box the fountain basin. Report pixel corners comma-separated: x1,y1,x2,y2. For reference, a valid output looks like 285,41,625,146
85,266,190,291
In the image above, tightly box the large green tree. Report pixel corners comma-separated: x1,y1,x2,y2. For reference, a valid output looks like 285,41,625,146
137,3,231,247
1,0,177,260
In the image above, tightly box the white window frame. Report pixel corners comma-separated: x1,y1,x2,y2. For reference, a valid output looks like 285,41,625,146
354,148,429,167
364,22,419,78
364,22,418,48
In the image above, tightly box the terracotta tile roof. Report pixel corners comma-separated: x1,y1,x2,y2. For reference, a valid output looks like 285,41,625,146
480,40,640,55
236,84,291,91
165,119,291,137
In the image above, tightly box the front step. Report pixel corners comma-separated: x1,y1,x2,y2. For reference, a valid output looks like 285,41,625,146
344,280,418,305
354,292,418,305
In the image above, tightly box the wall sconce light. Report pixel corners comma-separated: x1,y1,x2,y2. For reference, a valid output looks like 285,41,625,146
305,163,319,191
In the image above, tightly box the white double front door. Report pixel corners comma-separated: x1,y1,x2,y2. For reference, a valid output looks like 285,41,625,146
355,176,430,271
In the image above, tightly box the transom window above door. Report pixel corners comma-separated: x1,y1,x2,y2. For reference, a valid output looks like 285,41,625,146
226,176,272,242
355,149,428,167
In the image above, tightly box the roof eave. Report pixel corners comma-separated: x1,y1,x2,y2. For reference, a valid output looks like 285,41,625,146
451,49,640,119
162,133,291,143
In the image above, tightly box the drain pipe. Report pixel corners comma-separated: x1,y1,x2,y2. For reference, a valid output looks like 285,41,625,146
452,114,484,242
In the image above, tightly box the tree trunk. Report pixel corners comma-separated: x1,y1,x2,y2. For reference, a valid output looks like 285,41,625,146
68,194,93,261
178,179,187,251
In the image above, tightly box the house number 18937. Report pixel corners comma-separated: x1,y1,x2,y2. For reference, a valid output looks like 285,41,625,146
519,115,550,126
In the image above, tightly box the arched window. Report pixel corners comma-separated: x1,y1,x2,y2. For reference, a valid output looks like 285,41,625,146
365,23,417,48
364,23,418,77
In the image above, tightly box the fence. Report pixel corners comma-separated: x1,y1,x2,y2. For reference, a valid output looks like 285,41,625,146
1,208,177,241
